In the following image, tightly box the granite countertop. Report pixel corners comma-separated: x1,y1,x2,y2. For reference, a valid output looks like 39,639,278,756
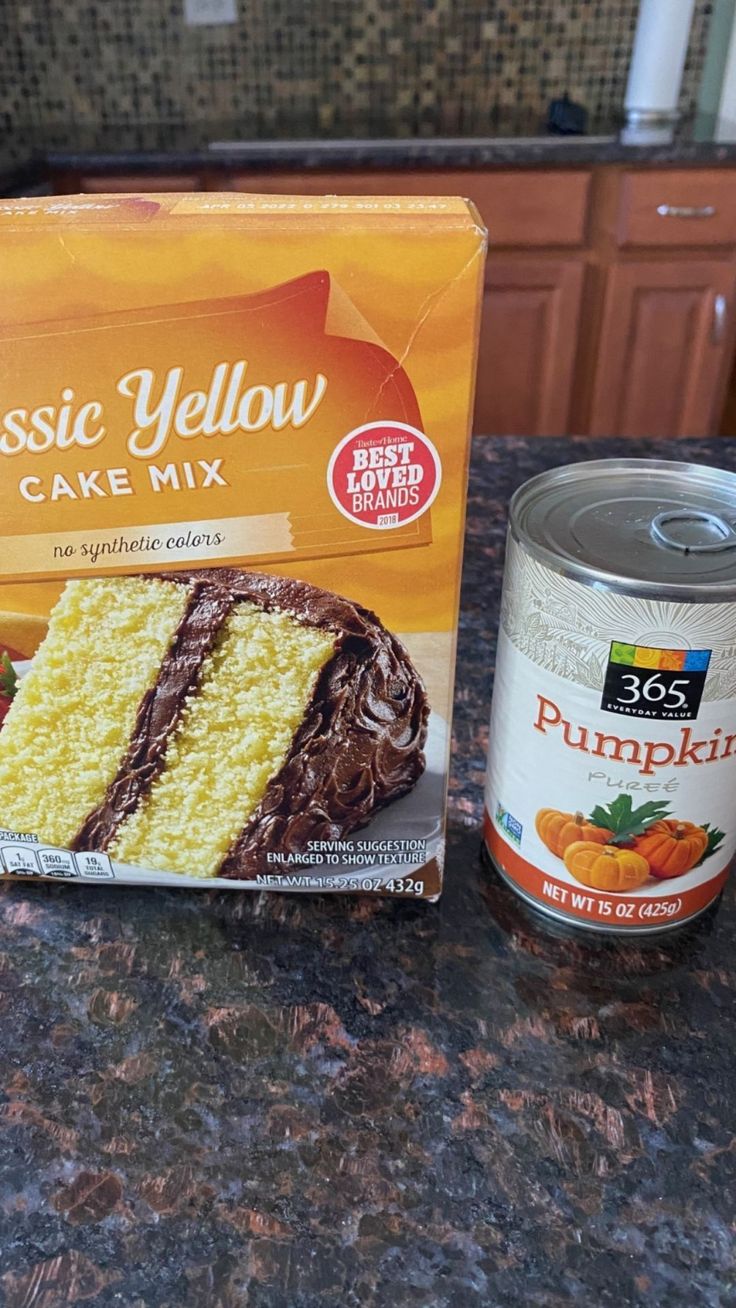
5,113,736,194
1,436,734,1307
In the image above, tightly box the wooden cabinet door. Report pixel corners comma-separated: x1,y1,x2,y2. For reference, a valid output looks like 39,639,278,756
224,169,590,247
590,261,736,437
474,260,584,435
78,174,201,192
52,172,202,193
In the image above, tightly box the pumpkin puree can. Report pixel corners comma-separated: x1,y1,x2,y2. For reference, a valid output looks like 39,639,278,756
484,458,736,934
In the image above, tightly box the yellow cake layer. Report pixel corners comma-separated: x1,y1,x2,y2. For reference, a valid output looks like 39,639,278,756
0,577,190,847
109,602,335,877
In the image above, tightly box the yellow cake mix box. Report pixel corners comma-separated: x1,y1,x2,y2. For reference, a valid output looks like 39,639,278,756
0,193,486,898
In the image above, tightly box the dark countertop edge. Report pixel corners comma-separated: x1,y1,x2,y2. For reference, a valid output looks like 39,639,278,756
4,134,736,194
40,140,736,170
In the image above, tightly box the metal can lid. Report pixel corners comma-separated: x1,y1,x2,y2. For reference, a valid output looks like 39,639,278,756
511,458,736,597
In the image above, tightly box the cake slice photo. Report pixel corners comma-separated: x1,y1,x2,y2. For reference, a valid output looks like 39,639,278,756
0,569,429,880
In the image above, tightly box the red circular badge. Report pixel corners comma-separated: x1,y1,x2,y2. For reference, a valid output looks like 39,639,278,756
327,421,442,531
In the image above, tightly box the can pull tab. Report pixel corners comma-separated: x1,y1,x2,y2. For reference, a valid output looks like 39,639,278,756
651,508,736,554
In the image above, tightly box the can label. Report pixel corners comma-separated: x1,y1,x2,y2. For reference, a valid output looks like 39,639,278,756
484,536,735,930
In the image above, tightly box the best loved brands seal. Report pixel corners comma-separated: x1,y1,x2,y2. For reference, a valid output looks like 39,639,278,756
327,421,442,530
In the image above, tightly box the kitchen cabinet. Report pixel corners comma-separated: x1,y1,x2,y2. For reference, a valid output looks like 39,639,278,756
225,168,591,247
48,160,736,437
590,261,736,438
476,260,584,435
616,169,736,248
56,172,201,193
79,174,200,192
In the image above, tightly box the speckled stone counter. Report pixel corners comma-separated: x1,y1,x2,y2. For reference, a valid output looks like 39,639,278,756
5,114,736,194
1,437,735,1308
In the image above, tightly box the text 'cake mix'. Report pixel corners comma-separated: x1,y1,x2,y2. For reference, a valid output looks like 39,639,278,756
0,193,486,898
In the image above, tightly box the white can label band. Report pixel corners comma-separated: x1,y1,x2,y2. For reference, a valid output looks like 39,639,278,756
484,536,735,930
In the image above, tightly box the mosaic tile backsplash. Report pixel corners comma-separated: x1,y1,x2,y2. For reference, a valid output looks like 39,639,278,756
0,1,714,139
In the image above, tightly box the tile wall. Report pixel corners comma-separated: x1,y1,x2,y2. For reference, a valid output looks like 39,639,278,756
0,1,714,139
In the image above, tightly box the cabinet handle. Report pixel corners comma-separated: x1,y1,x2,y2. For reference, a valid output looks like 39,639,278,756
713,293,728,346
657,203,716,219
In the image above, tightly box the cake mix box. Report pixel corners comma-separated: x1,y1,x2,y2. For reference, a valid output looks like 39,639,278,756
0,193,485,898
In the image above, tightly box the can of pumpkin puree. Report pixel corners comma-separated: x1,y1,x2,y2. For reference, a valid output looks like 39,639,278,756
484,458,736,934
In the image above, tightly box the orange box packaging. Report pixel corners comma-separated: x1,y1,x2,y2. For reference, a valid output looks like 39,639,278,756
0,193,485,898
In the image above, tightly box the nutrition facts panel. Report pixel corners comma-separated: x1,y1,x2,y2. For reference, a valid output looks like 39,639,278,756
0,835,114,880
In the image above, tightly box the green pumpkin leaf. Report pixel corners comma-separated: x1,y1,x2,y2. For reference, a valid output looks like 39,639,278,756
588,794,672,844
695,823,726,867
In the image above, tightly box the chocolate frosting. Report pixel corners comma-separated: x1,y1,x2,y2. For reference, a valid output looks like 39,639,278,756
73,568,429,877
72,581,233,853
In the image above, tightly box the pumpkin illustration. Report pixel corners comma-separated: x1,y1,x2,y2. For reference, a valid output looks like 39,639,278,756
535,808,613,858
563,842,651,892
632,820,708,879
